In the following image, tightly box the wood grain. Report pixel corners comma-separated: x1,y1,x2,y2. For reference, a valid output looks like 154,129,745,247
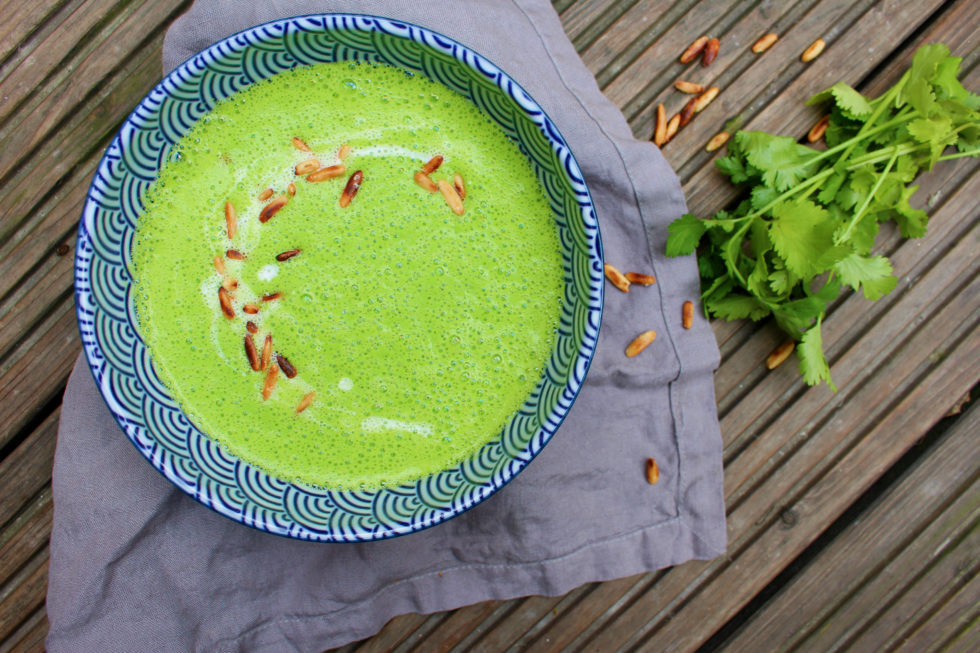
723,403,980,650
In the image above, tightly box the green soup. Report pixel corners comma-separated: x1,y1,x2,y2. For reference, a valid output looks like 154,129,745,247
132,62,564,489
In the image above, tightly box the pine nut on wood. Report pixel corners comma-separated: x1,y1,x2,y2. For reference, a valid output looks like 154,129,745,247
701,37,720,66
752,33,778,54
808,115,830,143
680,36,709,64
766,340,795,369
654,103,667,146
674,80,704,94
693,86,720,113
706,131,730,152
801,38,826,62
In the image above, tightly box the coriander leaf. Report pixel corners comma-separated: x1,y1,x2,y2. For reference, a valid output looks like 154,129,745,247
768,258,798,297
899,43,949,116
840,208,879,254
772,295,826,334
892,184,929,238
798,322,836,391
931,55,970,102
768,199,837,277
715,154,751,184
807,81,873,120
749,217,772,257
907,116,954,144
833,253,898,300
817,172,846,205
738,131,817,191
705,292,771,321
666,213,707,257
750,185,780,212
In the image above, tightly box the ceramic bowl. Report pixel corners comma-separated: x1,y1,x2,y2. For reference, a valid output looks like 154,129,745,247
75,14,602,541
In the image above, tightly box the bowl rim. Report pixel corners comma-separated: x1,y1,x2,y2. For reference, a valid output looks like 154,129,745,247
74,13,604,541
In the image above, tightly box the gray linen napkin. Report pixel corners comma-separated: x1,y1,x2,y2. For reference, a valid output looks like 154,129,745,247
46,1,725,651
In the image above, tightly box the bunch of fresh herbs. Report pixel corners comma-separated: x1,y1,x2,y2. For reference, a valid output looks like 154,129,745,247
666,44,979,389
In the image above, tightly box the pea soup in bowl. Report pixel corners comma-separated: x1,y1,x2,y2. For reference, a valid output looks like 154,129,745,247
76,15,603,541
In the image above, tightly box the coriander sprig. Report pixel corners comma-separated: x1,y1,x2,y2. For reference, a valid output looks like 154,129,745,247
667,43,980,390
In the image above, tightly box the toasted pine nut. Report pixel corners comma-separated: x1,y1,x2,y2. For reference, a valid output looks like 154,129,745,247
340,170,363,208
682,301,694,329
262,292,282,302
225,201,237,239
292,137,311,152
437,179,464,215
296,391,316,414
701,37,720,66
276,354,297,378
674,80,704,94
295,158,321,176
680,36,709,63
244,334,261,371
338,144,351,160
275,249,301,262
626,330,657,357
262,363,279,400
226,248,245,260
307,164,346,182
665,114,681,142
706,131,731,152
808,115,830,143
603,264,630,293
646,457,660,485
221,277,238,292
261,334,272,371
218,287,234,319
766,340,796,369
258,188,274,201
245,320,258,334
453,173,466,200
625,272,656,286
214,255,226,275
414,171,438,192
752,33,778,54
693,86,720,113
654,103,667,146
422,154,444,174
287,182,296,196
259,196,288,223
679,97,697,127
243,303,259,314
801,38,826,62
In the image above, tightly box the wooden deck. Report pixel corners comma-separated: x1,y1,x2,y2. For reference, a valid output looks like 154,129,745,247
1,1,978,650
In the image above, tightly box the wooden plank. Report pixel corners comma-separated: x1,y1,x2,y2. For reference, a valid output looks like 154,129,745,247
409,601,498,652
0,409,57,528
619,0,887,140
0,299,76,452
894,574,980,653
0,606,47,653
0,550,47,644
0,490,52,602
721,403,980,650
1,31,169,248
558,0,645,50
0,0,66,65
0,0,186,179
834,518,980,650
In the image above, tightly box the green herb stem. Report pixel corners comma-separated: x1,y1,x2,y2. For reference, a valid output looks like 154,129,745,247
837,145,900,244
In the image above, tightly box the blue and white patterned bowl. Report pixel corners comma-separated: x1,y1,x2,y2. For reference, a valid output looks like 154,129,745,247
75,14,603,541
